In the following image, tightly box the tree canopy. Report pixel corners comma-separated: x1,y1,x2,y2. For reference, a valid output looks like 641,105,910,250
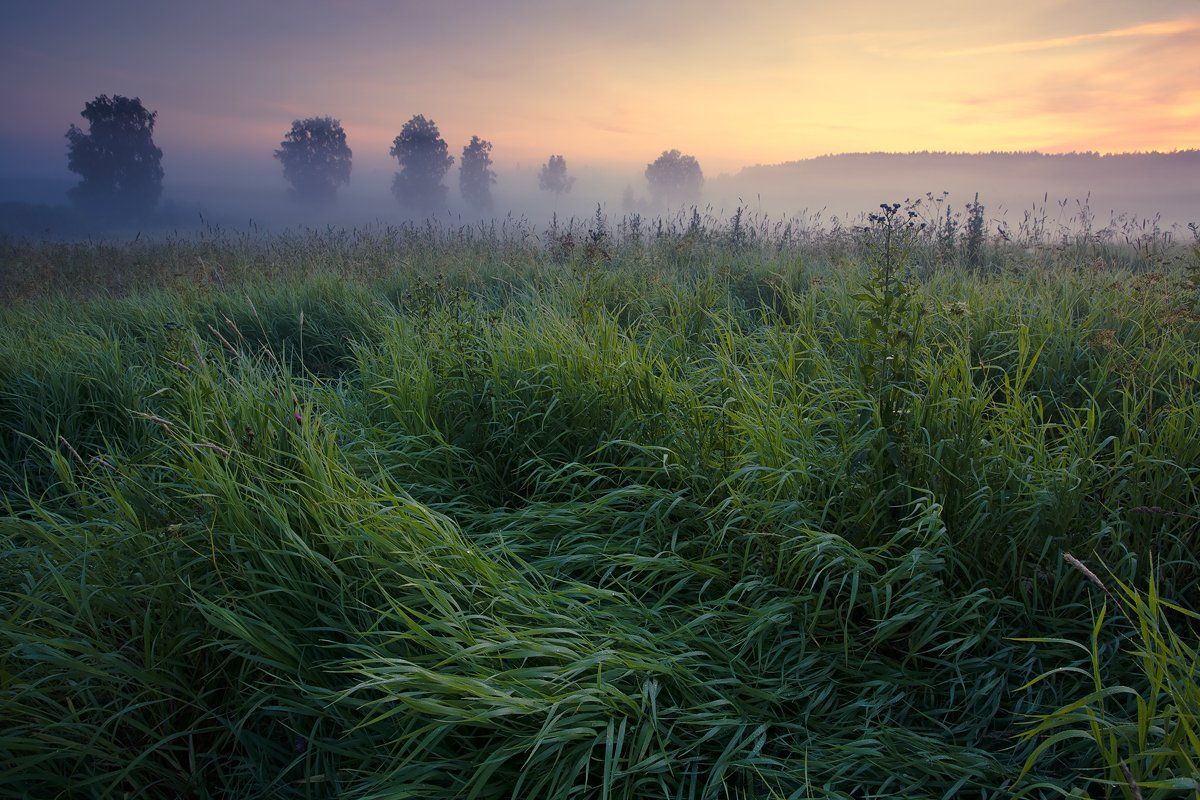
65,94,164,216
645,149,703,207
274,116,352,204
459,136,496,213
389,115,453,215
538,155,574,196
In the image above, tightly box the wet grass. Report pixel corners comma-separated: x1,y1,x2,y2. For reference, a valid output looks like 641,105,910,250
1,213,1198,798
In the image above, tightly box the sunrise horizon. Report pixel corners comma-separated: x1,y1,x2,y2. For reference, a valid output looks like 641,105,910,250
4,0,1199,184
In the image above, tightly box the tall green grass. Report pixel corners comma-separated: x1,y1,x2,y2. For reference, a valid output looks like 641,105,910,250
1,213,1198,798
1018,560,1200,799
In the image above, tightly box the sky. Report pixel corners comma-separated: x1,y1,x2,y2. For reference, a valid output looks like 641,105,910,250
2,0,1199,185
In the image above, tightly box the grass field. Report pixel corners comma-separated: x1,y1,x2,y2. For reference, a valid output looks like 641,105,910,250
1,209,1198,798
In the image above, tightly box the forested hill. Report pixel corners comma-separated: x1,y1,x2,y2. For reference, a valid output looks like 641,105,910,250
710,150,1200,224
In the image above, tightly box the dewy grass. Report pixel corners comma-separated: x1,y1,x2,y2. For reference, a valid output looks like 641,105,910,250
0,209,1198,798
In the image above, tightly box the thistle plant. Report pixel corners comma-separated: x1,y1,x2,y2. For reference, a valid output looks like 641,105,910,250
937,203,959,266
854,202,925,435
965,193,986,271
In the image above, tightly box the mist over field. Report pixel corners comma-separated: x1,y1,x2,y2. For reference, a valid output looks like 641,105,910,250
4,0,1199,237
4,148,1198,239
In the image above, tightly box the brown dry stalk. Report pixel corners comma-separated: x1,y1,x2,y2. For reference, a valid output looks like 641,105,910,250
1063,551,1128,619
1129,505,1200,521
1119,761,1144,800
57,435,84,464
207,324,240,358
191,441,232,458
133,412,175,430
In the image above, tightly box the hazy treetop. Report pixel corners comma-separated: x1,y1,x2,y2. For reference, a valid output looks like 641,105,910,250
65,94,164,216
645,149,703,206
538,155,574,196
274,116,352,203
459,135,496,213
389,114,454,213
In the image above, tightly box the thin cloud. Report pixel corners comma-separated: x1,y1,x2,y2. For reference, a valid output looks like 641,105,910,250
940,17,1200,57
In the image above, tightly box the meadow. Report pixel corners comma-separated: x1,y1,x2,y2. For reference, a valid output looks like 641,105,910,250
1,206,1198,798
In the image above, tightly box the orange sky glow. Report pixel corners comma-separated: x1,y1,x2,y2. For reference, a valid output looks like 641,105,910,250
3,0,1198,180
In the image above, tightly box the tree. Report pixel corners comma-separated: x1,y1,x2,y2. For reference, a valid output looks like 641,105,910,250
389,115,453,215
538,155,574,197
274,116,352,204
459,135,496,213
644,149,703,207
65,94,164,216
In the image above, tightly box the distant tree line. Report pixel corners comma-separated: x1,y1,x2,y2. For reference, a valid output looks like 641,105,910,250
64,94,707,218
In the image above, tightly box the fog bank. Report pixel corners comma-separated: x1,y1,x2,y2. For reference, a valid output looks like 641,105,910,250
2,150,1198,240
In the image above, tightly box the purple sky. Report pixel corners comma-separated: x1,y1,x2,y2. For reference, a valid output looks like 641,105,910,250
4,0,1199,186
